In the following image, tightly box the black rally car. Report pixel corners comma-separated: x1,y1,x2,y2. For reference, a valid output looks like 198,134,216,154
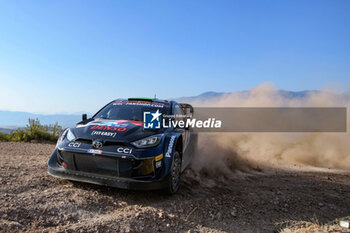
48,98,197,194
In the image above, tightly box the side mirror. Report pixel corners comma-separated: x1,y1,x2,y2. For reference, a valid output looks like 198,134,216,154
82,114,87,121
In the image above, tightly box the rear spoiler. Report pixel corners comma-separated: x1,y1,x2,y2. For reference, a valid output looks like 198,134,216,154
179,103,194,115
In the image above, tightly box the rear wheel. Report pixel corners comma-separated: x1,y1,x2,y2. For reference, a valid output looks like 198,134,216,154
165,151,181,194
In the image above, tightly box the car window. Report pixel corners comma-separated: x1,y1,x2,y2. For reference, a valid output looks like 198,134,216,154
174,104,184,121
94,101,170,121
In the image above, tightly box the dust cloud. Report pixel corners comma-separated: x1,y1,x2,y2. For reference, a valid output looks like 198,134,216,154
189,83,350,179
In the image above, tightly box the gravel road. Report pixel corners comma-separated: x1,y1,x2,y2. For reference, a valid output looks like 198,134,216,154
0,142,349,232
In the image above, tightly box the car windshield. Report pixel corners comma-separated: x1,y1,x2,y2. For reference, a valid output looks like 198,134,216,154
93,100,170,121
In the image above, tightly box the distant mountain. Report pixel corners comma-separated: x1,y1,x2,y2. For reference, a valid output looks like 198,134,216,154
0,110,82,128
175,90,350,103
174,90,322,103
1,90,349,128
0,126,22,134
174,91,230,103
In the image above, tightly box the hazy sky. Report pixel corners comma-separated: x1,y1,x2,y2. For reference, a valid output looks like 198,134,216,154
0,0,349,114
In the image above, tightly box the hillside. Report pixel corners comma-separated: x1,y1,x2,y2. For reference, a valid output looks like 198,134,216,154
1,90,349,128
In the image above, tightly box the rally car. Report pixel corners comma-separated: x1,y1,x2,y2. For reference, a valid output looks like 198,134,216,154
48,98,197,194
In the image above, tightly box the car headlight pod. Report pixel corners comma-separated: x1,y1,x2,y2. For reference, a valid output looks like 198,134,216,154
66,128,76,141
56,128,68,147
56,128,76,147
131,134,163,148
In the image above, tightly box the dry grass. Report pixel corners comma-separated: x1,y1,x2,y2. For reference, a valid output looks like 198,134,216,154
277,216,350,233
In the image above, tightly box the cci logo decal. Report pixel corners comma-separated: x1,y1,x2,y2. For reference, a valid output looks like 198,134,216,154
116,147,132,154
68,142,81,148
143,109,162,129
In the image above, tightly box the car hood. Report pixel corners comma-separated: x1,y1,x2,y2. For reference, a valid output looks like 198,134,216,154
72,119,159,142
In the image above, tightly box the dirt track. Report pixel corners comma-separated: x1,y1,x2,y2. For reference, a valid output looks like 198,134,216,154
0,142,350,233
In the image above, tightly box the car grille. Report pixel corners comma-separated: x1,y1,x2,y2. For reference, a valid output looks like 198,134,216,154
58,150,155,179
75,138,127,147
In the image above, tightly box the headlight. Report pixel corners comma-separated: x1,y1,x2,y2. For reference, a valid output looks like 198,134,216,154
66,129,76,141
56,128,76,147
131,134,163,148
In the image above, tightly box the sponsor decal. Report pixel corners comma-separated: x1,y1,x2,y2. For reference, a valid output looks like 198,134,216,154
143,110,162,129
68,142,81,148
112,100,169,108
130,121,143,127
165,136,176,158
88,149,102,154
77,120,140,129
155,154,163,161
155,160,162,168
97,121,128,127
91,131,117,137
116,147,132,154
90,125,127,131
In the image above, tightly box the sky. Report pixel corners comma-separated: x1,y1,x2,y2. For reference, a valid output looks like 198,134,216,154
0,0,349,114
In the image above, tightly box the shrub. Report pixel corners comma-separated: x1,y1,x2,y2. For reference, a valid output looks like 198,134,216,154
0,118,62,143
0,132,9,141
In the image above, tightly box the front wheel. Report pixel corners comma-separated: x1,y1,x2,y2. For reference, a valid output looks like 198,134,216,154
164,151,181,194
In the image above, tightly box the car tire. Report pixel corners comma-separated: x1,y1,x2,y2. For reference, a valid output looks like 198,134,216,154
165,151,181,194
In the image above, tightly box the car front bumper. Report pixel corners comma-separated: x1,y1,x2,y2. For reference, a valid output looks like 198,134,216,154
48,149,170,191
